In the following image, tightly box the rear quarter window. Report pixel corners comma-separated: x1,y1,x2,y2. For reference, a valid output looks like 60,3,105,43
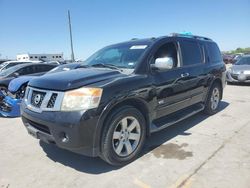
205,42,222,63
180,40,203,66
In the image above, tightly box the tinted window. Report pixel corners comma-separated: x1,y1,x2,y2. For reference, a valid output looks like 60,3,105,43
180,40,202,66
17,66,34,75
152,42,178,67
39,65,55,72
205,42,222,63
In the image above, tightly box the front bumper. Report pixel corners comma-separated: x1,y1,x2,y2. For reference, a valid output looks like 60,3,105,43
21,103,100,157
0,96,21,117
226,72,250,83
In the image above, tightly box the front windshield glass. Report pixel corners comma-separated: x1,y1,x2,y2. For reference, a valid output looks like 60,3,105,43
84,43,149,69
0,62,8,69
235,57,250,65
0,64,22,77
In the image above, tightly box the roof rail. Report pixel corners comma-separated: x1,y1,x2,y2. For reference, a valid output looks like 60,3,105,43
170,33,212,41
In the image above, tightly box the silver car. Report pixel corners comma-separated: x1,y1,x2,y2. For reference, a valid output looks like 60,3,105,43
226,55,250,83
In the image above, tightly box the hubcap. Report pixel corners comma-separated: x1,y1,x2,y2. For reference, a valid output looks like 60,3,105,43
112,116,141,157
211,87,220,110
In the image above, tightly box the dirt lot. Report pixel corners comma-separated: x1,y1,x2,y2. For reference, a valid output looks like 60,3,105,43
1,84,250,188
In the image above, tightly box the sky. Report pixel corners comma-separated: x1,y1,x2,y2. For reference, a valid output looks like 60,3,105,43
0,0,250,60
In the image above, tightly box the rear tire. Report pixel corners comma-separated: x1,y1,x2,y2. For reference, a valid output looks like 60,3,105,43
100,106,146,166
204,83,222,115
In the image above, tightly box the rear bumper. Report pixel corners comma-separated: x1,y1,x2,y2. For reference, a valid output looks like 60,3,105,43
21,103,100,157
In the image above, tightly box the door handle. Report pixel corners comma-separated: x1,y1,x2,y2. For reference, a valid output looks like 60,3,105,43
181,73,190,78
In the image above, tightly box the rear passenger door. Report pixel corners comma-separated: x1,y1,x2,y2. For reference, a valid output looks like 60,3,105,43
179,39,207,106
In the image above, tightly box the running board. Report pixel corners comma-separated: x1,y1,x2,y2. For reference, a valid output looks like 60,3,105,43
150,103,205,133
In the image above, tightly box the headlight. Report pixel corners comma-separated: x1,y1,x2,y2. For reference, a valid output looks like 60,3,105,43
61,87,103,111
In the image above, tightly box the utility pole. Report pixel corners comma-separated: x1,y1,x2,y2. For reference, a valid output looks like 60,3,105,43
68,10,75,62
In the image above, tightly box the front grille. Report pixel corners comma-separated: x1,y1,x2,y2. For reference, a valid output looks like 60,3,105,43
27,119,51,134
31,91,46,108
26,87,64,112
47,93,58,108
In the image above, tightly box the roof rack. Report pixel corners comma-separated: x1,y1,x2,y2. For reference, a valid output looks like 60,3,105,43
170,33,212,41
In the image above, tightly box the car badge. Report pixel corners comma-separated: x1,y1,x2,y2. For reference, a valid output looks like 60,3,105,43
34,94,41,105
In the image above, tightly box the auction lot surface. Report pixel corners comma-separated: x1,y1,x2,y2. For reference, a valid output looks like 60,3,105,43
1,84,250,188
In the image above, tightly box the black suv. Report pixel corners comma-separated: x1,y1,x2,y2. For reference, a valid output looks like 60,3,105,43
21,34,226,166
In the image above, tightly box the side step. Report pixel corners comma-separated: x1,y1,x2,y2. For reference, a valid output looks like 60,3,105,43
150,103,205,133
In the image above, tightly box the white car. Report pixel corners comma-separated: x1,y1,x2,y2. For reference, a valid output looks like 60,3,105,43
0,61,40,72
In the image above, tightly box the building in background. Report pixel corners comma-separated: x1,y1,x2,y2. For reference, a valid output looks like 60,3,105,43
16,53,64,62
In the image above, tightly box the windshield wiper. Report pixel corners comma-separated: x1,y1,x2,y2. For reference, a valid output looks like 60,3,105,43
90,63,120,70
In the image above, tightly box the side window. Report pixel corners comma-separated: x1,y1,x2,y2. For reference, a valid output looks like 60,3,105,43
205,43,222,63
33,65,44,73
38,65,54,72
17,67,29,75
152,42,178,68
180,40,202,66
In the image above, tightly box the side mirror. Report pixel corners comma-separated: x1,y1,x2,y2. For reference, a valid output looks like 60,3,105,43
151,57,174,71
13,72,19,78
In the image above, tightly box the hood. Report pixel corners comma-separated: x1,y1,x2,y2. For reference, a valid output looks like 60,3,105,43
231,65,250,72
28,68,126,91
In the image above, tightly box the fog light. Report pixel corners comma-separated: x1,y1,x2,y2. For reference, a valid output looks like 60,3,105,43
59,132,69,143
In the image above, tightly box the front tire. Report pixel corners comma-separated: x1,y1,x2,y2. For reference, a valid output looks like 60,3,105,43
100,106,146,166
204,83,222,115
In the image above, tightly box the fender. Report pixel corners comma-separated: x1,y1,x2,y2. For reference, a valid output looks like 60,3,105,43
8,76,36,93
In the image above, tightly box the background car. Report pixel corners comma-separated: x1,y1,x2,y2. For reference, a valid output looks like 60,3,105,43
0,63,57,93
226,55,250,83
0,62,83,117
0,61,39,72
8,62,83,99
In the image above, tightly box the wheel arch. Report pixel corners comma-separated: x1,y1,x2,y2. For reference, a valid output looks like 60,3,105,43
94,97,151,155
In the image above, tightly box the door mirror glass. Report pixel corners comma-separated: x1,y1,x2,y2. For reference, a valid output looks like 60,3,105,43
153,57,174,70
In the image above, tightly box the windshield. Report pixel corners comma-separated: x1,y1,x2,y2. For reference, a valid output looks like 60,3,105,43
0,62,8,69
0,64,23,77
235,57,250,65
84,43,149,69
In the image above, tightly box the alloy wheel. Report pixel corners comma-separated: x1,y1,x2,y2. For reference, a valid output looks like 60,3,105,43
112,116,141,157
210,87,220,110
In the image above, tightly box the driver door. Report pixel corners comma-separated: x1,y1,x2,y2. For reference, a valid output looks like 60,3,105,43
152,41,193,119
